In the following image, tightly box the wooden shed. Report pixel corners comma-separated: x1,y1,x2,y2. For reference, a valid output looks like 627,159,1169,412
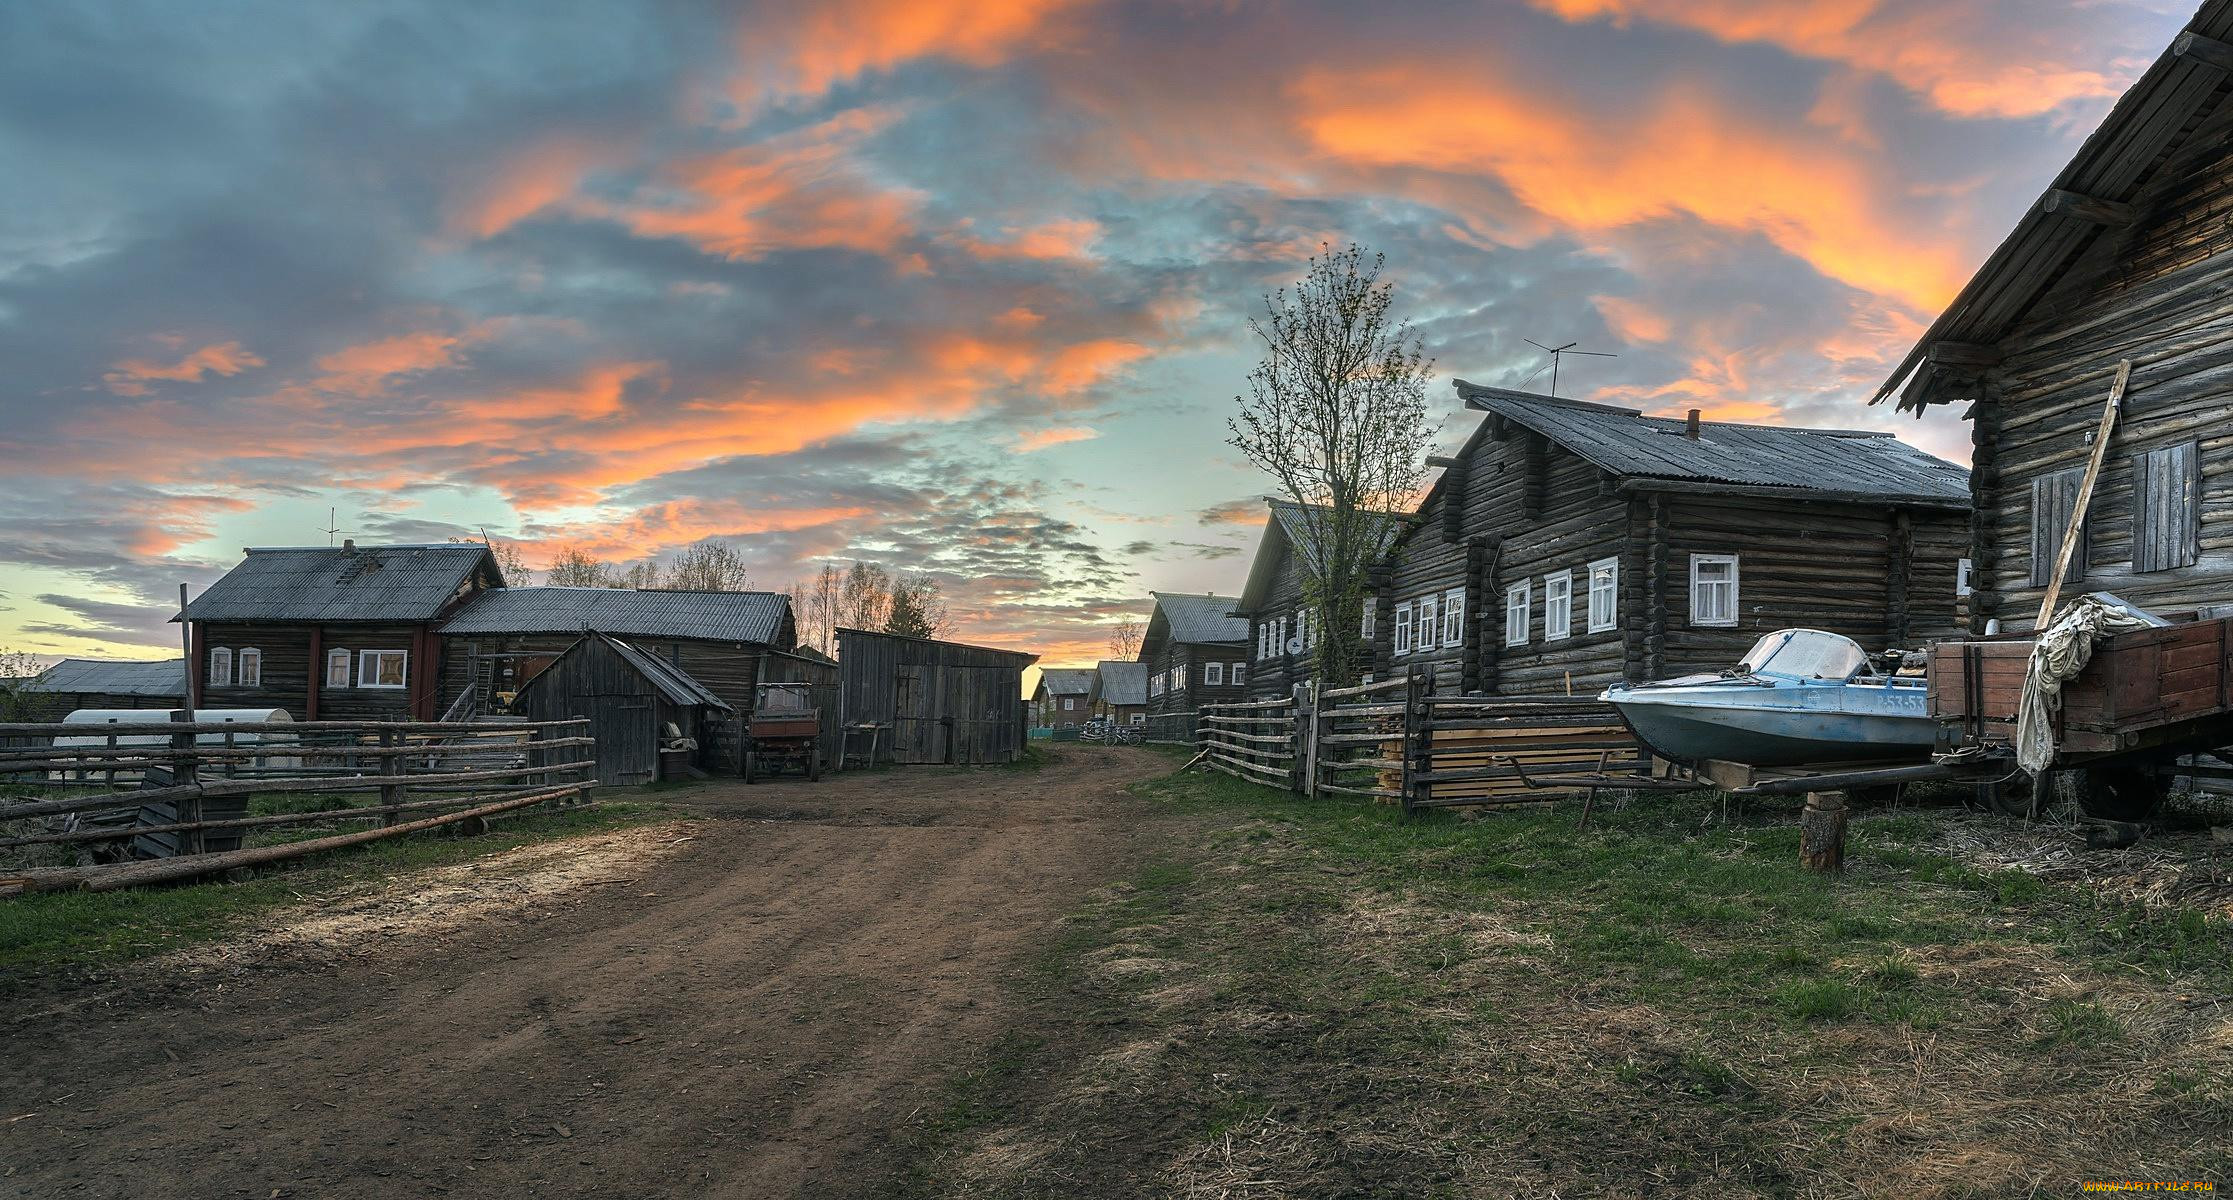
836,629,1036,765
509,632,733,787
16,658,185,721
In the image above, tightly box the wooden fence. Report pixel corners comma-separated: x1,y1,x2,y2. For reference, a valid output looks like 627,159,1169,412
0,716,594,896
1196,669,1651,813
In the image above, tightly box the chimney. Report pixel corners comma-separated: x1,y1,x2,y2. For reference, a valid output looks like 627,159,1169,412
1685,409,1701,439
341,538,357,552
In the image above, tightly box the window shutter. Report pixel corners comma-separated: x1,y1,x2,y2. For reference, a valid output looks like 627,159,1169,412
2133,441,2199,573
2028,469,2088,587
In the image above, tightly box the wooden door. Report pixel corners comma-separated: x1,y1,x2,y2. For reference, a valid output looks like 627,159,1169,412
587,694,656,786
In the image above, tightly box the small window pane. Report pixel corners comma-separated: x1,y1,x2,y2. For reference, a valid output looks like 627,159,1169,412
1544,572,1572,641
1587,558,1619,633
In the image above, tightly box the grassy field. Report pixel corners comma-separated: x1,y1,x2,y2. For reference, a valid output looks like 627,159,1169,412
0,799,668,979
909,762,2233,1198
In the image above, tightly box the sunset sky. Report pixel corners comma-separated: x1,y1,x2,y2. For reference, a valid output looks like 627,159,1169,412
0,0,2193,668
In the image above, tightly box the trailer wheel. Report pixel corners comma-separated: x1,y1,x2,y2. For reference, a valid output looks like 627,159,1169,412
2077,765,2164,822
742,751,757,784
1982,773,2038,818
807,751,822,782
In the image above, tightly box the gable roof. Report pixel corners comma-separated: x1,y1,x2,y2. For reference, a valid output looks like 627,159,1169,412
1875,0,2233,410
442,586,789,644
1093,660,1149,707
24,658,186,697
181,544,499,623
1036,667,1097,697
1236,498,1408,613
517,632,731,711
1147,592,1249,647
1455,383,1969,504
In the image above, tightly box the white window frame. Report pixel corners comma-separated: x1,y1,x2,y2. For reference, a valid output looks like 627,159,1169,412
1689,554,1740,628
325,648,351,689
1505,581,1531,647
1170,666,1184,693
1441,587,1464,646
1394,602,1414,654
1587,557,1619,634
1062,697,1076,711
1415,594,1438,652
207,647,233,688
1956,557,1973,598
1360,599,1375,641
1150,675,1164,697
358,648,409,690
1130,712,1145,725
1231,662,1247,688
235,646,262,687
1544,571,1573,642
1205,661,1225,686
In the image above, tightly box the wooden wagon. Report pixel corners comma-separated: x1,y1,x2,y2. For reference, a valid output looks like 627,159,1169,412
1929,614,2233,817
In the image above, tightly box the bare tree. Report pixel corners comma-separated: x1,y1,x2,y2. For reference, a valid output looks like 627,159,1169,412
886,573,950,640
0,647,43,721
663,539,752,592
840,562,893,632
1107,618,1143,661
1229,243,1436,688
784,564,844,654
452,535,533,584
544,546,621,588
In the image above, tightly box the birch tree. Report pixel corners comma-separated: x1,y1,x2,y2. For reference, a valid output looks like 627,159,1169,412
1229,243,1436,688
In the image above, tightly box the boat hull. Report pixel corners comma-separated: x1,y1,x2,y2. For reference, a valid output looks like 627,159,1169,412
1603,680,1936,768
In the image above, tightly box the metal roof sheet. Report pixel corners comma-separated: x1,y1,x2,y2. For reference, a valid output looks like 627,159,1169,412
1150,592,1249,646
1237,499,1407,612
441,587,789,644
1459,384,1969,503
182,544,497,623
601,635,732,711
1875,0,2233,410
25,658,186,697
1036,668,1097,696
1093,660,1149,706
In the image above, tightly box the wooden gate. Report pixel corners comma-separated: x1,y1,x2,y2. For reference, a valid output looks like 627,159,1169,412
586,694,656,786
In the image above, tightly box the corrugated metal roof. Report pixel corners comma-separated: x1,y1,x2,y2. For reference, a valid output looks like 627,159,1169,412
1876,0,2233,410
1150,592,1250,646
601,635,732,711
442,587,789,644
25,658,186,697
1237,498,1407,612
1094,660,1148,706
1037,668,1096,696
182,544,497,623
1459,384,1969,503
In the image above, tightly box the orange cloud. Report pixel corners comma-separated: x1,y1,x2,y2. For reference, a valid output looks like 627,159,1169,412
103,341,264,396
529,498,874,563
1529,0,2123,119
448,137,615,238
312,325,495,397
759,0,1083,96
949,217,1101,260
1014,425,1098,452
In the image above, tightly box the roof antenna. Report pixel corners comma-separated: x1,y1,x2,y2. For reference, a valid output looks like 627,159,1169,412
322,507,343,547
1523,339,1618,399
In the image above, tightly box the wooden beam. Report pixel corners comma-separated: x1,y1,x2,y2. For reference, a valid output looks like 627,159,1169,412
2034,359,2131,629
1926,341,2004,368
1425,455,1462,468
2175,29,2233,73
2040,188,2136,227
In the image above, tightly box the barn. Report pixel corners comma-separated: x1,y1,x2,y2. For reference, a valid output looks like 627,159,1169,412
836,628,1035,764
509,632,733,787
17,658,185,720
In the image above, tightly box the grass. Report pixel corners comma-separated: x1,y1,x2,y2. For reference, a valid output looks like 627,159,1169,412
0,799,668,980
905,764,2233,1198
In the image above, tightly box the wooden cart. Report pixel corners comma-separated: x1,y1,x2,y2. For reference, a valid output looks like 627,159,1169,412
744,682,822,784
1928,614,2233,818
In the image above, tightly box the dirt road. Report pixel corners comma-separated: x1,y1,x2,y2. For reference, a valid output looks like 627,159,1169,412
1,745,1170,1199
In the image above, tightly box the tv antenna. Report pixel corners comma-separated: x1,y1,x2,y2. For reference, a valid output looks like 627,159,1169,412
322,507,343,547
1522,339,1618,398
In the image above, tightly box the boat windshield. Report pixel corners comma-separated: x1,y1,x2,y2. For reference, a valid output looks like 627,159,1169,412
1738,629,1870,682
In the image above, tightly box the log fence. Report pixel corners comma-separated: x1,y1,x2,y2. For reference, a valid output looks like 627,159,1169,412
0,716,596,896
1196,669,1654,813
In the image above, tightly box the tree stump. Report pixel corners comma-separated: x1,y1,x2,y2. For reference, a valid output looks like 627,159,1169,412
1799,791,1848,872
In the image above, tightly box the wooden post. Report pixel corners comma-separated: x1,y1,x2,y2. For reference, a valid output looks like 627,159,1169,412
378,728,401,827
2035,359,2131,629
1799,791,1848,872
1401,667,1428,815
1290,683,1311,795
1300,682,1323,800
170,709,203,857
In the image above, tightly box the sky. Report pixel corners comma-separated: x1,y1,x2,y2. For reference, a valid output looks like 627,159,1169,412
0,0,2194,670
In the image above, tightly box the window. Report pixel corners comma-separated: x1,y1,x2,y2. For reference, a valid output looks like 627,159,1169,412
207,647,233,688
1131,712,1145,725
1587,557,1619,633
1394,602,1414,654
1231,663,1247,688
1206,661,1225,686
1360,599,1376,641
1544,571,1573,641
1690,555,1740,627
358,649,408,689
2133,441,2200,573
1169,666,1184,693
1259,620,1272,659
1415,594,1438,652
1956,557,1972,598
325,648,351,688
1150,674,1164,697
1441,588,1464,646
1505,582,1530,647
2028,469,2088,587
1062,697,1076,711
236,647,262,687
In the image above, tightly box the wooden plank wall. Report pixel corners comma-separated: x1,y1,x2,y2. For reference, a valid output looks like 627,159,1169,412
510,636,671,786
197,621,432,720
836,631,1029,764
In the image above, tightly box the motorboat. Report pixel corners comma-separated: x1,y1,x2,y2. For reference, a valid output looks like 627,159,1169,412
1600,629,1934,767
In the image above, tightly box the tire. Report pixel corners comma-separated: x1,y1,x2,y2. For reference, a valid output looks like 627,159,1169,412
807,752,822,782
742,751,757,784
2078,765,2165,822
1983,773,2039,818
